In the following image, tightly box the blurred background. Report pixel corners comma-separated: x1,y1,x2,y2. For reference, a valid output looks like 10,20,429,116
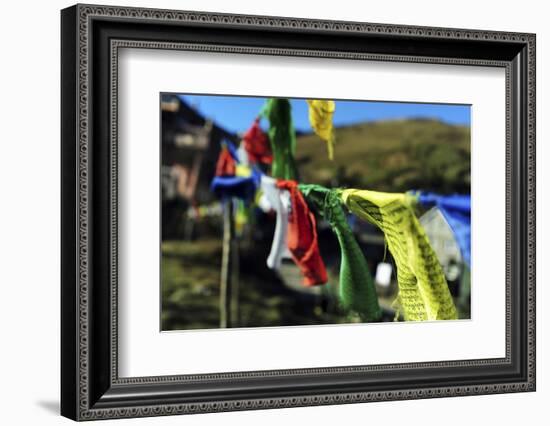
160,94,471,331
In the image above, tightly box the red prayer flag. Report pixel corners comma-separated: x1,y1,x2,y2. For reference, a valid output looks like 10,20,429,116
243,118,273,164
276,179,328,286
215,146,236,177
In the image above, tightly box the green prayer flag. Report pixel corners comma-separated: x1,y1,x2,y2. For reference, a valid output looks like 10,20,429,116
260,98,298,180
299,184,381,322
340,189,458,321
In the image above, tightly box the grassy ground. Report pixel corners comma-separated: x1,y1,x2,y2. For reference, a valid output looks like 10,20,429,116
161,238,382,331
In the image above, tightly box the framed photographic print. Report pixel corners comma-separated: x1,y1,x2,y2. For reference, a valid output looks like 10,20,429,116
61,3,536,421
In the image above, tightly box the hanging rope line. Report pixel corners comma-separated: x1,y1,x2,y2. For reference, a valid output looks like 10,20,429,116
206,97,468,322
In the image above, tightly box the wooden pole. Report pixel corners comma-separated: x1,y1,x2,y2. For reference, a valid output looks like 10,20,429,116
219,200,234,328
230,221,240,326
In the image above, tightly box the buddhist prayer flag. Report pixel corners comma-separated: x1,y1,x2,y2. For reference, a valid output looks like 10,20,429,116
277,180,328,286
215,145,236,177
417,192,471,268
260,98,298,180
211,149,261,201
242,117,273,164
307,99,336,160
341,189,458,321
299,184,381,321
210,175,258,201
261,175,290,270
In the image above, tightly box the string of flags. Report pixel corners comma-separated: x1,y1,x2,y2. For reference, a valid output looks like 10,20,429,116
209,97,471,322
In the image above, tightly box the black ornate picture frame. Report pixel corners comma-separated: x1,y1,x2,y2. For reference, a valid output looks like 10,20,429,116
61,4,536,421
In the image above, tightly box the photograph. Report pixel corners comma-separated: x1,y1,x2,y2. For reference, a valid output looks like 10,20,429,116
160,94,472,331
57,4,536,421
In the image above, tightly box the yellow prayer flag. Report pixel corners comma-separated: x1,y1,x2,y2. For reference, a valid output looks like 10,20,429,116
340,189,458,321
235,164,252,177
307,99,336,160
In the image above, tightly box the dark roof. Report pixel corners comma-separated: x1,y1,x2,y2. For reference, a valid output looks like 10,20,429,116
161,94,239,148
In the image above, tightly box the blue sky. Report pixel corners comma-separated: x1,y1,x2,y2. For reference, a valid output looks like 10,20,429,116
178,94,470,134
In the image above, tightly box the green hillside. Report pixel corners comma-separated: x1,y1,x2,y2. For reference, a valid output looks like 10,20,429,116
295,118,470,193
